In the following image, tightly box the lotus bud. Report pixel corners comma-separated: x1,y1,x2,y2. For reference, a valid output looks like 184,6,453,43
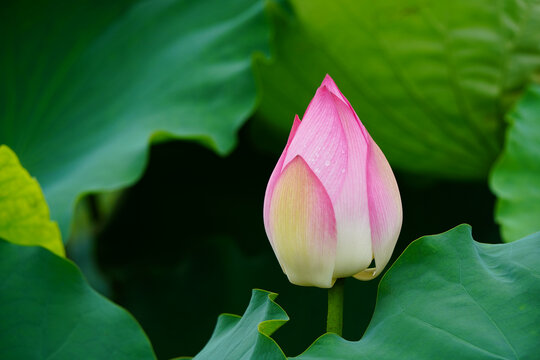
263,75,402,288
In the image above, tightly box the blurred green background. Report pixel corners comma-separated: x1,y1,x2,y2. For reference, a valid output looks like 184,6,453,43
2,0,540,358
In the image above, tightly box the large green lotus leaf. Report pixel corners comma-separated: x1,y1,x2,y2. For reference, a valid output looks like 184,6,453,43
0,0,270,238
255,0,540,179
0,145,64,256
490,85,540,242
293,225,540,359
187,290,287,360
183,225,539,359
0,239,156,360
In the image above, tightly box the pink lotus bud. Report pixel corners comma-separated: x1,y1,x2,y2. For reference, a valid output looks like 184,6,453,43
263,75,402,288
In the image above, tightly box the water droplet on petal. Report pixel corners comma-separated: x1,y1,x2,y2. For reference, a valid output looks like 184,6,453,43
325,160,331,166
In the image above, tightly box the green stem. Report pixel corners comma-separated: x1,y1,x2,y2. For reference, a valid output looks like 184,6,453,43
326,278,345,335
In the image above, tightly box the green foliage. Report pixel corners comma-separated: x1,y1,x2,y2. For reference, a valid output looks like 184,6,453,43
490,84,540,242
1,0,540,358
0,0,271,238
191,225,540,359
0,145,64,256
295,225,540,359
188,290,287,360
255,0,540,179
0,239,156,360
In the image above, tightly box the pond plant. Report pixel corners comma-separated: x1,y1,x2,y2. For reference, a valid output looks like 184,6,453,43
1,1,540,359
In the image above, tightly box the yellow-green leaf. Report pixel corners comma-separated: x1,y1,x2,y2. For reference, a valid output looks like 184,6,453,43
0,145,64,256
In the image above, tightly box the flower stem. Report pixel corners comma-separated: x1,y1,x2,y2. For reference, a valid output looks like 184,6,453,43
326,278,345,335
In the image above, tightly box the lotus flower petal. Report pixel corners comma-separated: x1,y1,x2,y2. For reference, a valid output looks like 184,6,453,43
354,138,402,280
268,156,337,288
329,92,373,278
284,87,347,202
321,74,348,105
263,115,301,244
